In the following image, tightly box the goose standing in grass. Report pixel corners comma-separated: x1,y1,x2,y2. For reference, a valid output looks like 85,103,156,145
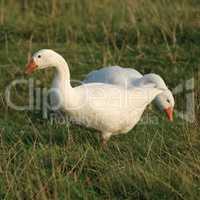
84,66,175,121
25,49,163,144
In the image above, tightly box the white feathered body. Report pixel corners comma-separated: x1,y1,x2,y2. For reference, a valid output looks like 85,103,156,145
52,79,161,135
84,66,143,88
28,49,164,142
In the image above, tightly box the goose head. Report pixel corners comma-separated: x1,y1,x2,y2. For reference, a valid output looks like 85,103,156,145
25,49,64,74
140,73,175,121
154,89,174,121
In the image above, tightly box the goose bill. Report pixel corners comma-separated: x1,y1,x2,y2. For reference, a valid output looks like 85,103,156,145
164,107,173,121
25,58,38,74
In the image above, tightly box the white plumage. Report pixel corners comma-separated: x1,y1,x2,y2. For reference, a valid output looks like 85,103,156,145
26,49,163,144
83,66,175,121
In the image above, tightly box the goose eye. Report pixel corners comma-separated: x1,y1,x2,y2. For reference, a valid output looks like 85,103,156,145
167,99,170,103
38,55,41,58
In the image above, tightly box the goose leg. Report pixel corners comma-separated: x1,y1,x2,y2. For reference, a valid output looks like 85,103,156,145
101,132,112,146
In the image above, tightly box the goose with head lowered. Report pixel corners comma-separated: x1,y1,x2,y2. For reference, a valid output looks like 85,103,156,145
84,66,175,121
25,49,163,144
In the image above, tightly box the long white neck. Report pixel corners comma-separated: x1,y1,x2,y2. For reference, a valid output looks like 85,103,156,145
54,55,71,88
138,73,168,90
52,54,79,110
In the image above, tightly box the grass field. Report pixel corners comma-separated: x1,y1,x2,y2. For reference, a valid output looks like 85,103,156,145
0,0,200,199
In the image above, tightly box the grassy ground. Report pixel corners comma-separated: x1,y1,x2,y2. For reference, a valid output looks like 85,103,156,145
0,0,200,199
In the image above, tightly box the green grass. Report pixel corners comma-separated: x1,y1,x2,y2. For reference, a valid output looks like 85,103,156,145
0,0,200,199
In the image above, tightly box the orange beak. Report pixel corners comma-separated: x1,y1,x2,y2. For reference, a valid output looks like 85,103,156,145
25,58,38,74
164,107,173,121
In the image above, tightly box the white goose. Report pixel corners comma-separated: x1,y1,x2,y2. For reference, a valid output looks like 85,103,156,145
25,49,162,144
84,66,175,121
